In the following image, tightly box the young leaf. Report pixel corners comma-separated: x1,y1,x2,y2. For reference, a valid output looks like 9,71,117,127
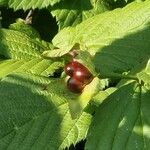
0,73,92,150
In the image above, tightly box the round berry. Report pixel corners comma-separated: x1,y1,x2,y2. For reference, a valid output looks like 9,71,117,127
73,68,93,84
67,78,85,93
64,62,74,76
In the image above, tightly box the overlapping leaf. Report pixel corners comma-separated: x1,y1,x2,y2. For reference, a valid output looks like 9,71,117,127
53,0,150,75
0,0,62,10
0,28,64,79
85,59,150,150
0,26,98,149
0,59,64,79
0,73,92,150
85,81,150,150
9,19,41,39
0,23,95,150
0,29,44,59
51,0,110,30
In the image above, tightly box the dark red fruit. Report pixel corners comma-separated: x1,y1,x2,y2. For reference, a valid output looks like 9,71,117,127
65,61,93,93
73,67,93,84
67,78,85,93
64,62,75,76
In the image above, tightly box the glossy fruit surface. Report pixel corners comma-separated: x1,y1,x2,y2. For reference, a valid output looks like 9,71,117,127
73,67,93,84
64,62,75,76
65,61,93,93
67,78,85,93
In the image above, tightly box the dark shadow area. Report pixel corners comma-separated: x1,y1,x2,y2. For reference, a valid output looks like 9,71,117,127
50,0,92,11
0,7,58,41
0,7,27,28
66,140,86,150
32,9,58,41
110,0,135,9
48,67,63,78
50,0,134,11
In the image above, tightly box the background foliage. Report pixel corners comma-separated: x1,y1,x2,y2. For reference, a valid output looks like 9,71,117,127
0,0,150,150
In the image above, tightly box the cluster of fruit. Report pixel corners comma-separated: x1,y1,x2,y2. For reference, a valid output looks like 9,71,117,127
65,60,93,93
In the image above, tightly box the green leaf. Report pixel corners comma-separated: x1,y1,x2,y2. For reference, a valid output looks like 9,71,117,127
0,73,92,150
85,80,150,150
78,77,102,110
0,28,64,79
0,0,62,10
0,29,45,59
91,87,117,107
53,0,150,75
0,0,8,6
9,19,41,39
51,0,110,30
137,59,150,83
0,59,64,79
42,48,70,58
66,77,104,119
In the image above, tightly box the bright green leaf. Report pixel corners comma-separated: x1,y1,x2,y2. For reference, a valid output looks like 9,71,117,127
0,28,64,81
53,0,150,75
9,19,41,39
78,77,102,110
0,58,64,79
92,87,117,107
0,29,45,59
0,0,62,10
42,48,70,58
51,0,110,30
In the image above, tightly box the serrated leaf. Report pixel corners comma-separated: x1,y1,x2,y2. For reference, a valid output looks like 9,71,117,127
9,19,41,39
0,28,64,82
0,0,62,10
53,0,150,75
85,80,150,150
51,0,110,30
0,29,46,59
42,48,70,58
0,58,64,79
0,73,92,150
